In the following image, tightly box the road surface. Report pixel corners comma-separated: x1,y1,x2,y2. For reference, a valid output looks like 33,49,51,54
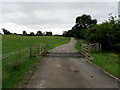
27,38,119,88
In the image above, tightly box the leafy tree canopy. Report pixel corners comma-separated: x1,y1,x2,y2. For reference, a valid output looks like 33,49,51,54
75,14,97,30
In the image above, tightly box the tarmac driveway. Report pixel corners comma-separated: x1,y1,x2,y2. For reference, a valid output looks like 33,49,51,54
27,38,119,88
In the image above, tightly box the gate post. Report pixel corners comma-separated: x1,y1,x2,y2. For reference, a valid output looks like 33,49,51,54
29,46,32,57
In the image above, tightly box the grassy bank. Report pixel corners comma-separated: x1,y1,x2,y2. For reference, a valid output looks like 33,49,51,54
75,39,120,78
2,35,70,88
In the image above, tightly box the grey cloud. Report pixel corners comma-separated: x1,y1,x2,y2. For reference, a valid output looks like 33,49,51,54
2,2,117,24
1,2,118,34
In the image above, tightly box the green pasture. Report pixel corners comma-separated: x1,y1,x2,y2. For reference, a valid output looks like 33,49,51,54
2,35,70,54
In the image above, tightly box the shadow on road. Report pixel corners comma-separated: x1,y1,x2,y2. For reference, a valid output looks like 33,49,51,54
46,52,84,58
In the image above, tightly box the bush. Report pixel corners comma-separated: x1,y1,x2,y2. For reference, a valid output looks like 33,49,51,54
83,16,120,51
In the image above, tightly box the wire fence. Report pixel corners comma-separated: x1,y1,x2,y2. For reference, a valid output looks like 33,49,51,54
3,48,29,73
2,44,47,73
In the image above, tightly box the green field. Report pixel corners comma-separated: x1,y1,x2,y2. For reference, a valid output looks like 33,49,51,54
2,35,70,54
75,39,120,78
2,35,70,88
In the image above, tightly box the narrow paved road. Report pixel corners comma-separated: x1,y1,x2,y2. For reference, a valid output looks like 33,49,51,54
27,38,119,88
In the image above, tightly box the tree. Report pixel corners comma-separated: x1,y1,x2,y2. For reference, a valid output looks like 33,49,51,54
75,14,97,38
75,14,97,30
1,28,11,34
46,31,53,36
23,31,27,36
30,32,35,36
64,14,97,38
82,15,120,51
65,30,76,37
63,31,67,37
36,31,42,36
64,30,72,37
42,32,46,36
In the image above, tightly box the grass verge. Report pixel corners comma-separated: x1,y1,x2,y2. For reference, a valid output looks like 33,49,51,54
75,39,120,78
2,35,70,88
3,57,39,88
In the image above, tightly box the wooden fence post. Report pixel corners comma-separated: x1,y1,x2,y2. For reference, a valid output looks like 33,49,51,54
18,48,21,68
29,46,32,57
14,48,21,70
29,44,47,57
81,42,102,58
38,45,40,57
40,45,42,55
41,45,43,55
43,45,45,55
96,43,99,52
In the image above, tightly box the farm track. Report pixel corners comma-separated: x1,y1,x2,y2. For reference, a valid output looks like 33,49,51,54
27,38,119,88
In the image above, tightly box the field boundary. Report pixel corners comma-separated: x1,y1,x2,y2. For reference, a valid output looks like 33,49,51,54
29,44,47,57
81,43,101,58
2,48,29,59
3,44,48,73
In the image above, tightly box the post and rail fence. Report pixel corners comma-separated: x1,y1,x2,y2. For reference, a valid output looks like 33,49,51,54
81,43,101,58
29,44,47,57
3,44,47,73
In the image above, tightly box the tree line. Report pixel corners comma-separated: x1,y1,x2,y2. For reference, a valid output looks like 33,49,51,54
1,28,53,36
63,14,120,52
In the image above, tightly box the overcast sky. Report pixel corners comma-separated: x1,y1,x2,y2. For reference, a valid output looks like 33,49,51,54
0,1,119,35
